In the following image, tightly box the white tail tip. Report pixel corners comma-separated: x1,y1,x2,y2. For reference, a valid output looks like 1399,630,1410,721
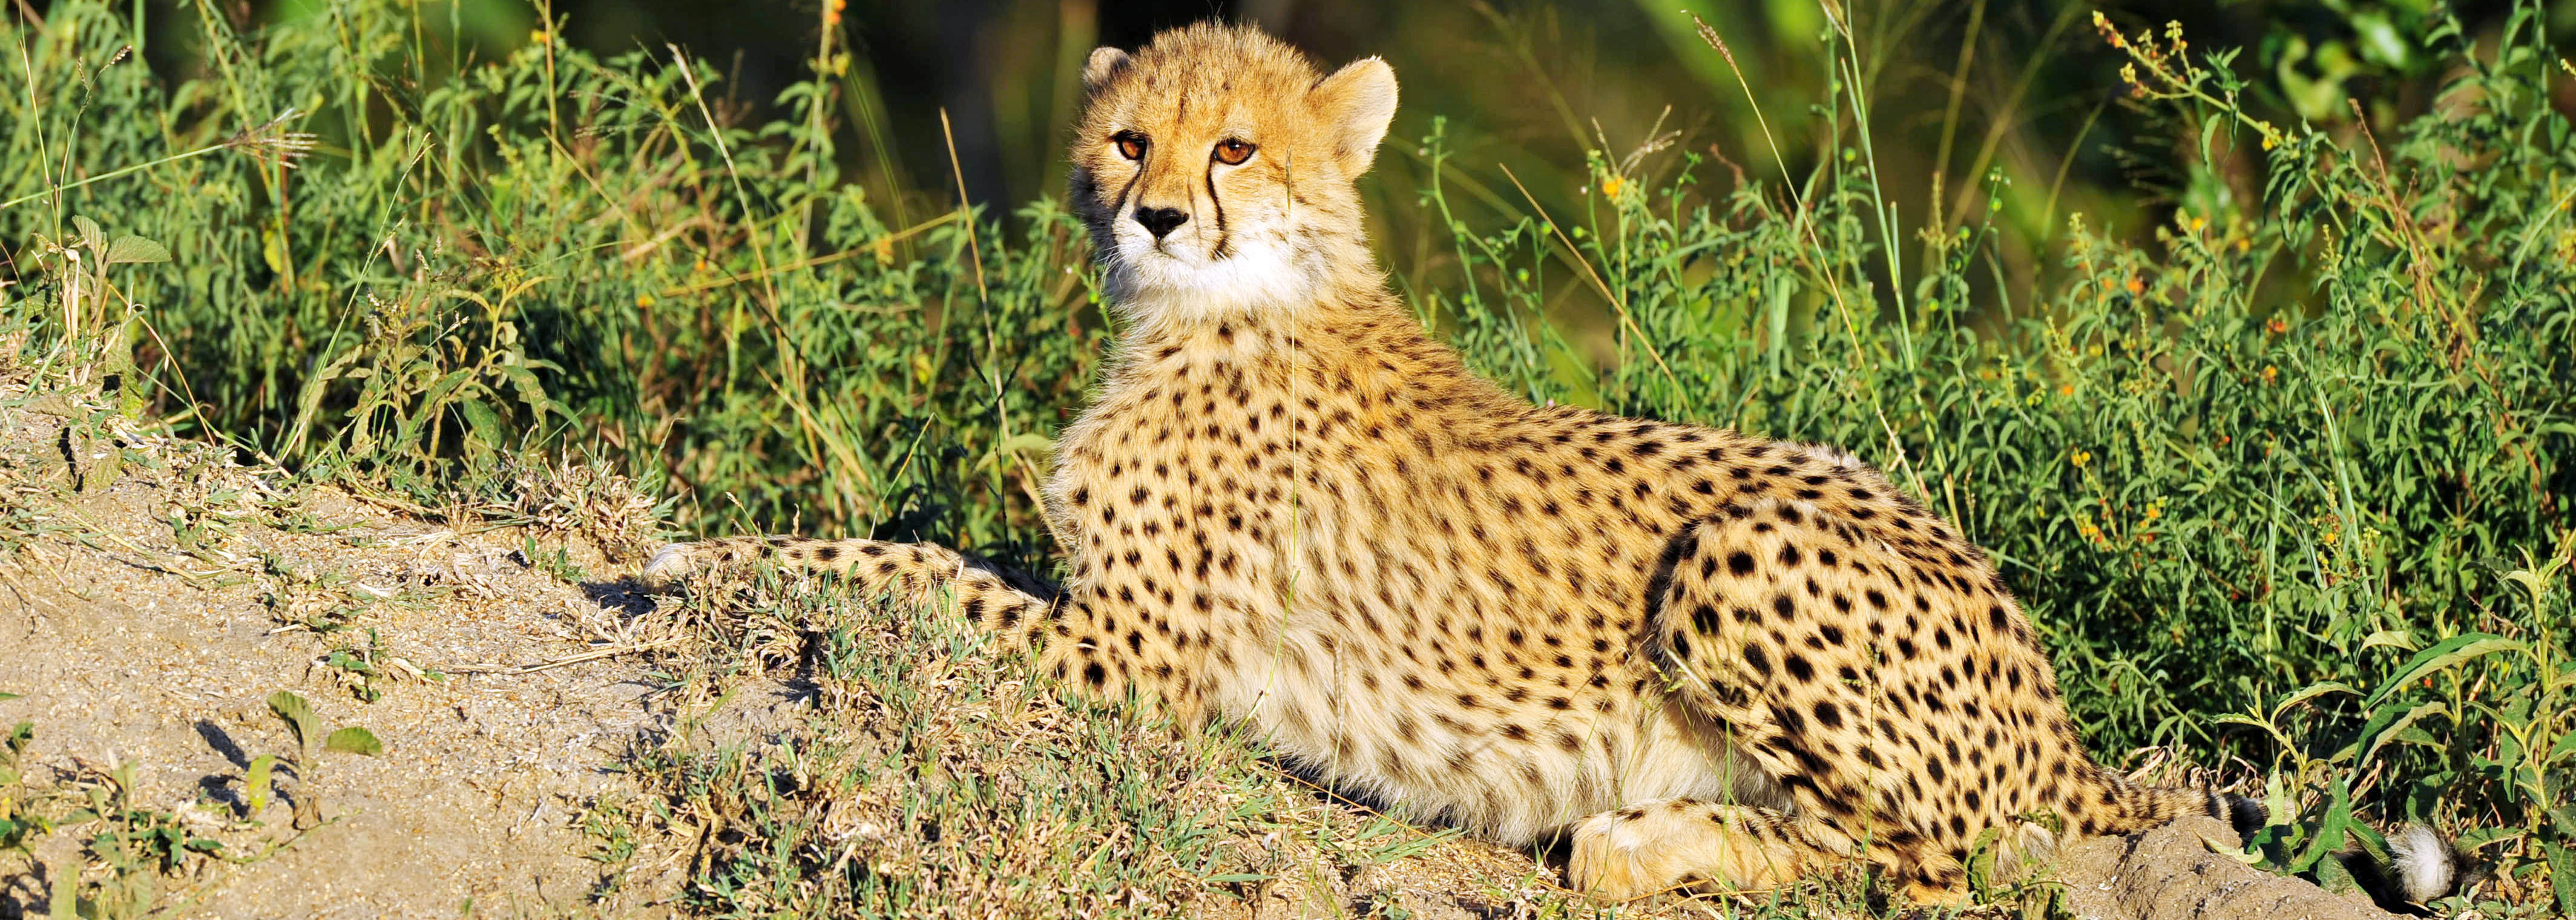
642,543,695,588
2387,823,2457,903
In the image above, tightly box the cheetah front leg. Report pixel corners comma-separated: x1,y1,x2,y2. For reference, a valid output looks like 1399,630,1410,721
644,536,1060,651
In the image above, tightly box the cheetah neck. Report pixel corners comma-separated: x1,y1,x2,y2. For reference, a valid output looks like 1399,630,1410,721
1098,282,1494,421
1044,281,1508,537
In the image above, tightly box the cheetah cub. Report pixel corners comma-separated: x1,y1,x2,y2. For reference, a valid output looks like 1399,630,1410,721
649,22,2267,904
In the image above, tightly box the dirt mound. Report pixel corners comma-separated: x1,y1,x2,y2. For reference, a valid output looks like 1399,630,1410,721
2053,815,2402,920
0,379,2429,920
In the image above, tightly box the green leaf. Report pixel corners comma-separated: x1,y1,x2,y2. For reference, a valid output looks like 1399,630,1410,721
104,235,170,265
2345,701,2449,766
266,690,320,750
2272,680,2360,715
244,755,277,814
73,215,105,254
2364,634,2524,706
458,398,504,447
2201,833,2263,863
0,692,20,702
48,867,73,920
2547,839,2576,916
323,726,383,756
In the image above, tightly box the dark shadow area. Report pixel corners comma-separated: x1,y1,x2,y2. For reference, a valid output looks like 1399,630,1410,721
582,577,662,619
194,718,248,769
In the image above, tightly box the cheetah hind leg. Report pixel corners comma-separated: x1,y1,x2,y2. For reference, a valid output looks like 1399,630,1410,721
1567,799,1853,902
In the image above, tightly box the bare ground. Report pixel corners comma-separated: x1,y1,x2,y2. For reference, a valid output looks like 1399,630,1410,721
0,376,2416,919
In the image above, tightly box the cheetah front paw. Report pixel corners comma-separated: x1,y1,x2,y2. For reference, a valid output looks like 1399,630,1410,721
1566,800,1814,902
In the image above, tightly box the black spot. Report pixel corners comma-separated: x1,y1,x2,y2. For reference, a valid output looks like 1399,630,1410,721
1727,551,1756,577
1784,653,1814,683
1778,544,1802,566
1813,700,1842,729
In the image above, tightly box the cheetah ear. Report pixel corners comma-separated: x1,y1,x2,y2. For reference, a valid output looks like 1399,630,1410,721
1083,47,1132,94
1312,56,1398,175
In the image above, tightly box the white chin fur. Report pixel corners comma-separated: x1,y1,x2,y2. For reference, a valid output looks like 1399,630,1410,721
1104,232,1315,324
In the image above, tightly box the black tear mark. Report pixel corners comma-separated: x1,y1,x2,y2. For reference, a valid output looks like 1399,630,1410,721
1205,160,1230,260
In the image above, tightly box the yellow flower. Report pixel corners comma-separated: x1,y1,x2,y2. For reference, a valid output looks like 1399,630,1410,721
2071,449,2092,468
1600,175,1625,198
635,293,654,308
529,29,549,45
2058,384,2074,397
2261,365,2279,384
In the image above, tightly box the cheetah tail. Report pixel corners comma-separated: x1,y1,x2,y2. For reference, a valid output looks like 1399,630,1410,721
2086,770,2258,838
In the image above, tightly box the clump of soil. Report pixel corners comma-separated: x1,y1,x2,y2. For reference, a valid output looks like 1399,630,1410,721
2054,815,2402,920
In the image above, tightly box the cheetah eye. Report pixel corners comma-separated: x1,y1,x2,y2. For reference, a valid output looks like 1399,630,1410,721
1212,139,1257,166
1112,131,1148,161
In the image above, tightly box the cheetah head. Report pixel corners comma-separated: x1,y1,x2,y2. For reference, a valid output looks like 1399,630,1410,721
1071,23,1398,324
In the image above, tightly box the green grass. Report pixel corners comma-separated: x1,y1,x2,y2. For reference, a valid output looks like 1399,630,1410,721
4,0,2574,915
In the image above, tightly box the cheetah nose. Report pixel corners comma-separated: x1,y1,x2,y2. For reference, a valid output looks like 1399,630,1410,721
1134,206,1189,240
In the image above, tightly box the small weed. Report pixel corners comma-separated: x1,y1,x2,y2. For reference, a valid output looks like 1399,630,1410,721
54,761,228,919
518,535,593,585
261,690,383,829
320,628,421,703
257,554,371,633
0,717,37,856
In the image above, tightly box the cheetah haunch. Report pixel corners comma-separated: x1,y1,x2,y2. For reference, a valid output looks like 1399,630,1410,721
646,23,2439,905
